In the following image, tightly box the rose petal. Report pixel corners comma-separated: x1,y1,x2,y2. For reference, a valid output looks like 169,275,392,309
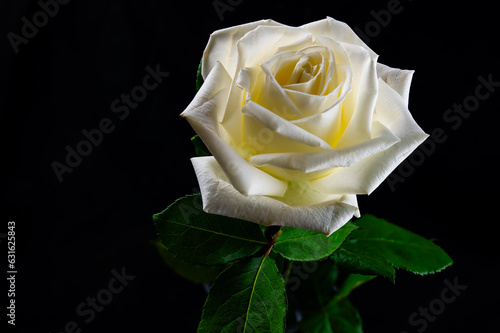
292,102,343,148
310,79,429,194
252,165,338,182
202,19,283,79
282,51,324,93
242,101,333,153
192,156,359,235
284,82,343,118
235,25,313,77
250,121,399,173
377,63,415,106
242,51,348,120
218,79,246,149
263,50,302,85
301,16,378,61
334,43,379,148
236,65,302,120
181,62,287,197
289,66,352,145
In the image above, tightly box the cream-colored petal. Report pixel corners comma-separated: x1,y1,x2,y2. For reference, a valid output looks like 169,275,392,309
373,79,429,143
289,70,352,146
284,82,343,118
192,156,359,236
235,25,313,77
254,165,337,182
282,51,324,94
334,43,379,148
202,19,283,79
377,63,415,106
236,65,302,120
291,100,343,148
301,16,378,61
218,79,246,148
313,36,351,66
310,79,429,195
250,121,399,173
242,101,333,152
263,50,301,85
181,62,287,197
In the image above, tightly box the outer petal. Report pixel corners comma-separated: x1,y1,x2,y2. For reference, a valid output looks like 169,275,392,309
202,19,283,79
235,25,313,78
310,79,429,194
181,62,287,197
301,17,378,61
192,156,359,236
377,63,415,106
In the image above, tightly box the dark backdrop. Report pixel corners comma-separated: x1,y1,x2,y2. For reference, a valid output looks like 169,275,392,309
1,0,499,332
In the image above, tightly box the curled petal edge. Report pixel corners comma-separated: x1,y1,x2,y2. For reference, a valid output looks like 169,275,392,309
192,156,360,236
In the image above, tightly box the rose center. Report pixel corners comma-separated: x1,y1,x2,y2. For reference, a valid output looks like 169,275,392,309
287,56,320,85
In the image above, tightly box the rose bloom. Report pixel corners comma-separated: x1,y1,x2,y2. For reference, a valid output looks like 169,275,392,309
181,17,428,235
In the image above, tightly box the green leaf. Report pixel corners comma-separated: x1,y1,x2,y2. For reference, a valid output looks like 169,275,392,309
300,297,363,333
153,195,268,265
196,58,204,91
151,239,227,284
299,269,370,332
336,274,376,300
191,135,211,157
291,259,339,306
333,215,453,282
198,255,286,333
273,222,358,261
268,249,285,274
331,246,395,282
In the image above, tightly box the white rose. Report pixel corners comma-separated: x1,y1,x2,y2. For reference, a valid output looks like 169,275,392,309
181,17,428,235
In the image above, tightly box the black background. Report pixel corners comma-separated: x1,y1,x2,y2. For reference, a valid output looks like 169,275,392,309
1,0,499,332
